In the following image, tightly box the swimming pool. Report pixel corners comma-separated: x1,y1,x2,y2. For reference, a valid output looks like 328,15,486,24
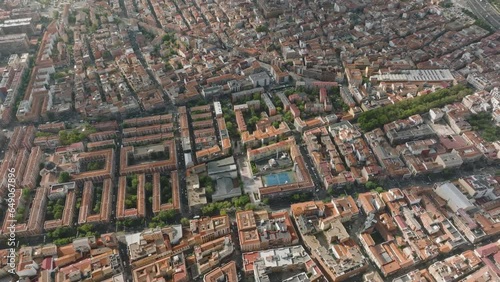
262,171,296,186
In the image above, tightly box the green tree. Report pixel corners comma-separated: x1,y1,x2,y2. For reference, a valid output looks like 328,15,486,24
256,25,269,32
467,112,500,141
226,121,234,132
202,204,216,215
87,161,104,171
145,182,153,193
15,213,24,221
232,195,250,208
180,217,190,226
300,193,311,202
206,187,214,195
53,72,67,80
58,172,71,183
36,132,53,138
327,187,335,196
49,226,75,239
251,162,258,174
157,210,175,220
248,116,260,127
131,177,139,189
103,50,113,60
68,13,76,24
162,34,171,42
53,211,63,219
53,238,73,246
59,127,95,145
22,188,30,200
291,194,301,202
283,111,294,123
357,85,472,131
47,112,56,121
244,203,256,210
17,206,26,215
78,223,94,234
365,181,378,190
125,198,134,209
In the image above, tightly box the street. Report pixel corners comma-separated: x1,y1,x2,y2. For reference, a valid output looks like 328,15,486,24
456,0,500,29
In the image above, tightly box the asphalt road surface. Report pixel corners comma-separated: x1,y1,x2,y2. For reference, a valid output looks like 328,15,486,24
465,0,500,29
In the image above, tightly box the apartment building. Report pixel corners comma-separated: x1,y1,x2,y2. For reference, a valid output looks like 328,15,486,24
242,246,324,281
123,133,174,146
152,171,180,214
88,130,117,142
33,135,60,149
0,33,29,54
48,182,76,200
194,235,234,276
192,119,214,130
116,175,146,220
78,179,113,224
458,174,497,199
262,94,276,116
236,210,298,252
193,128,216,138
179,106,192,152
195,145,222,163
189,215,231,245
2,187,48,237
357,192,386,215
14,148,29,186
44,189,76,231
131,253,187,282
119,141,177,175
71,149,115,183
241,121,291,148
87,140,116,151
21,146,42,189
270,65,289,84
203,261,237,282
258,143,315,199
428,250,481,282
290,197,359,235
9,125,35,151
122,123,174,138
38,122,66,133
93,121,119,131
54,239,122,282
190,104,211,113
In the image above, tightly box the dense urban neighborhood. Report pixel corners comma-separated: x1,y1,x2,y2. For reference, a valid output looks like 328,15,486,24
0,0,500,282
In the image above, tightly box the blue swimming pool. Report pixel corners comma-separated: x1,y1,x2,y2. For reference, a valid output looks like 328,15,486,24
262,171,296,186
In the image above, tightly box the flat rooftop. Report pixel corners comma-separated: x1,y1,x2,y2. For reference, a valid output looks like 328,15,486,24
372,69,454,82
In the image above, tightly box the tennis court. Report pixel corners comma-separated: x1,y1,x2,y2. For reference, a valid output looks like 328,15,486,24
262,171,296,186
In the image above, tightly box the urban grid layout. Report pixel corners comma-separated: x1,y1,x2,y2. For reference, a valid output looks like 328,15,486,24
0,0,499,281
